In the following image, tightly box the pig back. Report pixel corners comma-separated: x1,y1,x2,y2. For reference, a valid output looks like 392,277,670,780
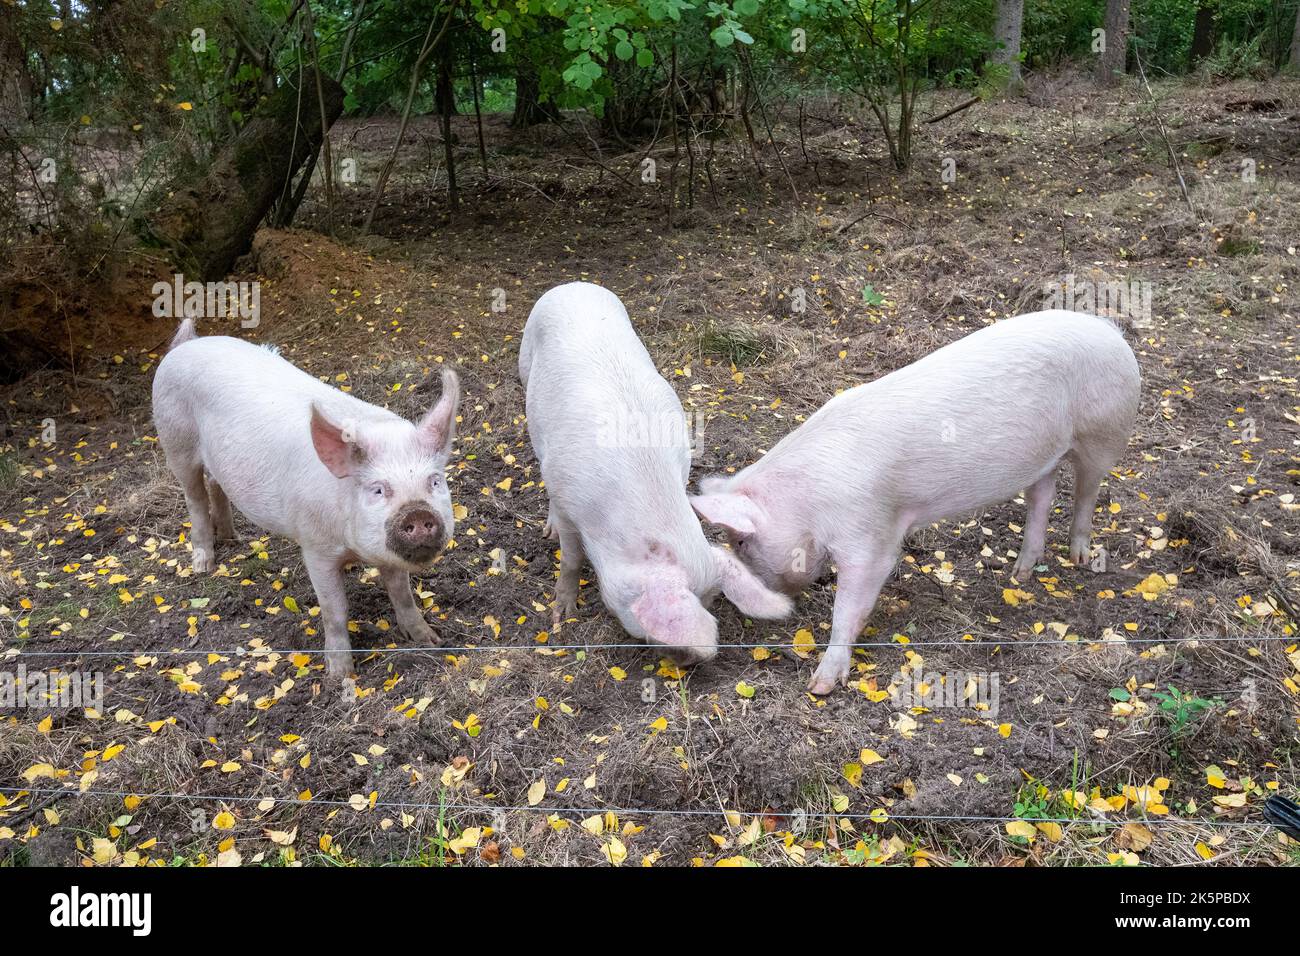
748,311,1139,526
521,284,700,556
153,335,405,537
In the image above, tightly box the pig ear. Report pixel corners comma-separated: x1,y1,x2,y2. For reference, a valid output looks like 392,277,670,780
418,367,460,455
631,587,714,653
713,547,793,620
310,404,364,479
690,492,763,537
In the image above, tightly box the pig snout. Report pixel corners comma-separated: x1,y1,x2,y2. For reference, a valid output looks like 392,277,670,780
388,504,446,564
666,637,718,667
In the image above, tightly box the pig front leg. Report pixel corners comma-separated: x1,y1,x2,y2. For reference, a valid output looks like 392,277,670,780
380,566,439,646
303,549,354,679
808,544,899,695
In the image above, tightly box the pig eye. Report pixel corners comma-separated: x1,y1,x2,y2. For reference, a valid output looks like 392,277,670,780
367,481,392,499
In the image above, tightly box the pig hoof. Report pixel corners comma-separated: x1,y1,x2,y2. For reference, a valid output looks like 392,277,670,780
807,662,848,696
1010,559,1038,583
807,674,837,696
543,520,559,541
1070,538,1091,566
326,654,355,681
406,622,440,646
191,548,214,573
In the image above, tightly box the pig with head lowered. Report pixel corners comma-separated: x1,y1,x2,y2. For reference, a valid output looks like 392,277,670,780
520,282,792,663
152,319,460,678
690,310,1141,694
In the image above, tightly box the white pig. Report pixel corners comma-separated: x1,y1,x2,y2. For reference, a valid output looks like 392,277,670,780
152,319,460,677
520,282,792,663
690,310,1140,694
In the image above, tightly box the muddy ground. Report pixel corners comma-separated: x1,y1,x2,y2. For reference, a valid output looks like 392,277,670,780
1,72,1298,866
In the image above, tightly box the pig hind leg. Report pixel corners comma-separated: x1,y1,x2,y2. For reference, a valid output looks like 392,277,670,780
552,513,585,629
1011,471,1057,582
174,460,216,573
157,418,216,572
542,503,560,541
1067,438,1123,567
207,477,236,541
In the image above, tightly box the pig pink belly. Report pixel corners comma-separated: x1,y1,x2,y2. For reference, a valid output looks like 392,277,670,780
899,440,1070,531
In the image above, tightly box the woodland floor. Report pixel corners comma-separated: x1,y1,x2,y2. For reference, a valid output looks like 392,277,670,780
1,72,1298,867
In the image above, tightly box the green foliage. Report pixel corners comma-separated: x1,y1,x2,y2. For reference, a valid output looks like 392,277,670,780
1021,0,1105,69
1132,0,1197,73
4,0,1297,231
1200,33,1271,79
1151,685,1219,737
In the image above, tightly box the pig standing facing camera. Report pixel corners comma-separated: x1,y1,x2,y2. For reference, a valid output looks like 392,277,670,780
520,282,792,663
690,310,1141,694
152,319,460,678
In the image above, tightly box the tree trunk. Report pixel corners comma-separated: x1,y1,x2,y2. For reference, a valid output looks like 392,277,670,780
1291,2,1300,69
1096,0,1131,86
0,3,34,123
511,62,552,127
143,68,344,280
272,0,367,229
470,58,488,177
990,0,1024,83
435,52,457,116
1189,3,1216,65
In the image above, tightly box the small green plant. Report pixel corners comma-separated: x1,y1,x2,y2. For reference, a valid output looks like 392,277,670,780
1013,782,1052,821
1151,684,1218,737
1201,35,1269,80
1009,760,1087,847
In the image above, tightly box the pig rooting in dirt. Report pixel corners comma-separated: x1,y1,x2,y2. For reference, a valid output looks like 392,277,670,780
520,282,792,665
691,310,1141,696
152,318,460,679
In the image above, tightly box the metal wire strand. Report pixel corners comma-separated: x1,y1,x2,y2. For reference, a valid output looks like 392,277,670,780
0,785,1277,830
4,632,1296,658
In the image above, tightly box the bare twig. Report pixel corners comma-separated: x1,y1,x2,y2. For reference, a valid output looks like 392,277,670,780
1133,45,1197,221
924,95,981,124
361,1,461,235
